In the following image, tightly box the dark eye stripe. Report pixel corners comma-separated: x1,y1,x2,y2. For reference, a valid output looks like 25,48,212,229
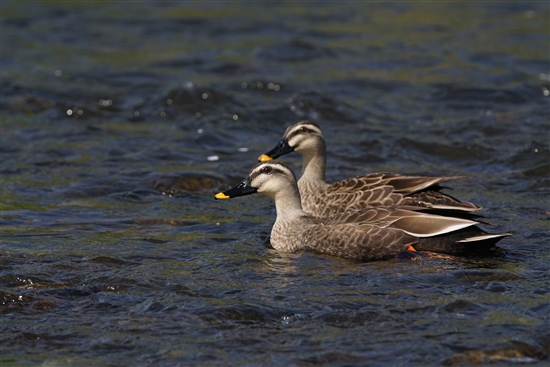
287,126,315,139
249,164,293,182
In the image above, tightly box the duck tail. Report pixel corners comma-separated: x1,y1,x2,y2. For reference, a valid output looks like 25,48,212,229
415,227,512,255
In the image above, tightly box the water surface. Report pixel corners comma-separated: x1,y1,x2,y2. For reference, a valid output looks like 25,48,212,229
1,2,549,366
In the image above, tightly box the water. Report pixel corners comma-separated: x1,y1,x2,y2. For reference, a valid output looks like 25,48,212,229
2,2,549,366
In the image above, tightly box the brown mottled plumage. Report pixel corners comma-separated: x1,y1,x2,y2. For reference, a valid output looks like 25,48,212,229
215,162,510,261
259,120,481,218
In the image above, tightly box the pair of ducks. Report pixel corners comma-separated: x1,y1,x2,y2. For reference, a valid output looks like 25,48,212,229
215,120,511,261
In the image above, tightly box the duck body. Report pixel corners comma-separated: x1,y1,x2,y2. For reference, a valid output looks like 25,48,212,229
215,161,510,261
259,120,481,219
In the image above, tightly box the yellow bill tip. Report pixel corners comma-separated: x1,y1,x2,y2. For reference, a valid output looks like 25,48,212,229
215,192,230,199
258,154,273,162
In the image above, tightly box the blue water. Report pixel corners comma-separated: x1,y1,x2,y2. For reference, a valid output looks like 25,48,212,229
1,2,549,366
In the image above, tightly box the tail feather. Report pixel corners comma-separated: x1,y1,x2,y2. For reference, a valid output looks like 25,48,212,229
415,227,511,255
458,233,513,243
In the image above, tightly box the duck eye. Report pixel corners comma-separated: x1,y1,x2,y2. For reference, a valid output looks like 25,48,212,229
261,166,272,174
298,127,306,133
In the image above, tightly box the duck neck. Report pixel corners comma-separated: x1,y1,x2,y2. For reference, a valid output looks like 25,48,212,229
299,139,327,185
273,187,304,217
269,184,315,252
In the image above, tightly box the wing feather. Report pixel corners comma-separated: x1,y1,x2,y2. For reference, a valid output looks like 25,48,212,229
316,173,480,215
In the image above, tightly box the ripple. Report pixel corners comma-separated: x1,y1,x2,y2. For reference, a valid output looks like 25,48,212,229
255,39,334,62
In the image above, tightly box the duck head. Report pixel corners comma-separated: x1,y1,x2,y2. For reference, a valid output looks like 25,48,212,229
258,120,325,162
215,161,298,202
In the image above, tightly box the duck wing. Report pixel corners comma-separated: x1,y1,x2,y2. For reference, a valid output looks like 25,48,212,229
323,207,477,236
316,185,404,217
326,173,481,212
397,190,481,211
326,172,458,193
318,207,510,256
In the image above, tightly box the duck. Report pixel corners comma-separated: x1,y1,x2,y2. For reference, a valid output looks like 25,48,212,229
215,161,511,261
258,120,481,219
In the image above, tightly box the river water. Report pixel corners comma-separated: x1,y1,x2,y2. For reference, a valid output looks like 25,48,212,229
2,2,549,366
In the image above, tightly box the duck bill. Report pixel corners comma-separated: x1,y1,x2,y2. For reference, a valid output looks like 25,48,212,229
258,138,294,161
215,178,258,199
